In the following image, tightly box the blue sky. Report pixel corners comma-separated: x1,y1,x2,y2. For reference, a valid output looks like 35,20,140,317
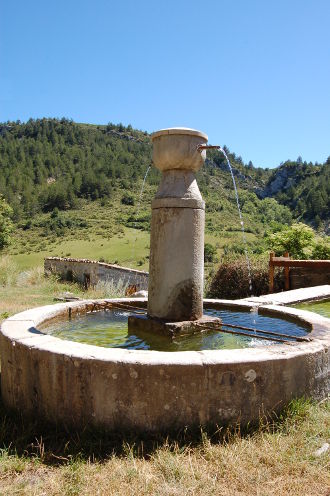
1,0,329,168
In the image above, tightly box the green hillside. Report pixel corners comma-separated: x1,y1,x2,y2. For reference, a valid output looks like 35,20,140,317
0,118,328,271
262,159,330,228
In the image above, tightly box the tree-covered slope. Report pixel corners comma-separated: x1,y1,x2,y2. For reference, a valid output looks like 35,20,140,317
0,118,328,235
260,158,330,229
0,119,153,218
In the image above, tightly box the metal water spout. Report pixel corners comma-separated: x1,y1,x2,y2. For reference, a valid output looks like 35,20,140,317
197,144,221,152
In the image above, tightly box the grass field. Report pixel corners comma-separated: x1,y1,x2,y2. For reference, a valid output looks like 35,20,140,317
5,195,259,272
9,228,151,271
6,228,230,281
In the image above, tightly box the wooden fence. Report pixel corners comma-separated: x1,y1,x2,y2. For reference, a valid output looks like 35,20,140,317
269,252,330,293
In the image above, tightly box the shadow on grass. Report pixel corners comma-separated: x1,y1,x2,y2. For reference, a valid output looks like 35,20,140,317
0,393,318,465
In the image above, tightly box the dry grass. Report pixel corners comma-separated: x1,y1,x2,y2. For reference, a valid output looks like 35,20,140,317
0,256,19,287
0,257,127,321
0,265,78,320
0,400,328,495
16,266,45,287
85,278,129,299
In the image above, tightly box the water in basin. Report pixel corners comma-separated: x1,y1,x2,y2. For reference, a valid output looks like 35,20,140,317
41,308,309,351
293,299,330,319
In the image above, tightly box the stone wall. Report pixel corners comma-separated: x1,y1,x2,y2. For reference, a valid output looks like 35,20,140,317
290,267,330,290
44,257,148,292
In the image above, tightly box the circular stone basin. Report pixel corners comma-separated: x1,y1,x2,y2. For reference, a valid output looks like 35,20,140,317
41,307,310,351
0,298,329,432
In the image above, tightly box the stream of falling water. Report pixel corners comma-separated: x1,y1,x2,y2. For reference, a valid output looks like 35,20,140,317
217,147,253,294
131,147,253,294
131,165,151,264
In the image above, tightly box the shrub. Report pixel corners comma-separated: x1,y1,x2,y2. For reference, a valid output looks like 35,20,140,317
204,243,217,263
121,193,135,206
22,219,32,230
0,196,14,249
17,266,44,286
223,239,266,256
266,223,315,259
311,240,330,260
207,256,284,299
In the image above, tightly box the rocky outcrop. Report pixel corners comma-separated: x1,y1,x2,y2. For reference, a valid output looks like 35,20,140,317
259,164,300,198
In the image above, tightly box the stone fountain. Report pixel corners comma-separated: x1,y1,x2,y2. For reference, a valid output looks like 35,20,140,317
129,127,221,336
0,127,328,433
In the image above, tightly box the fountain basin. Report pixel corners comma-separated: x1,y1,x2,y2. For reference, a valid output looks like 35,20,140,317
1,298,329,432
152,127,208,172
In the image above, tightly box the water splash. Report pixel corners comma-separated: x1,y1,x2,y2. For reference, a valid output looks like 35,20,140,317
136,165,151,216
250,306,258,328
217,147,253,295
131,165,151,264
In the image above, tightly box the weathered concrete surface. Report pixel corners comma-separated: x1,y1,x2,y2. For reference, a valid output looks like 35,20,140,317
128,314,221,338
154,169,203,201
148,203,205,321
44,257,148,291
0,296,329,432
147,128,207,322
152,127,208,172
243,285,330,306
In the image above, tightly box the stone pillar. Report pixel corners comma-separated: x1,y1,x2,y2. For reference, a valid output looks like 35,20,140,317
147,128,208,322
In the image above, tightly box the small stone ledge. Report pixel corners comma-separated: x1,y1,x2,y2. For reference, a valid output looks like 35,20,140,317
258,304,330,341
241,285,330,306
128,314,221,338
203,299,257,311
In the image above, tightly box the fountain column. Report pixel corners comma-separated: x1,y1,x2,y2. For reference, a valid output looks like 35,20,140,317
129,127,221,336
148,128,207,321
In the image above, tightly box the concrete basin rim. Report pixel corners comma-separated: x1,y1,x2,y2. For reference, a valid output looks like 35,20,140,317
151,128,208,141
1,298,329,365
